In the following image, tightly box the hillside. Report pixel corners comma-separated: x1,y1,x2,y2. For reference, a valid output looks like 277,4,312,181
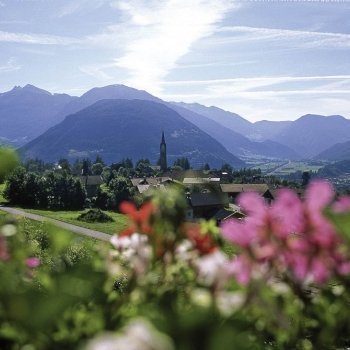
169,104,300,160
0,85,76,146
318,159,350,177
56,84,161,119
315,140,350,161
252,120,292,141
20,99,245,168
271,114,350,158
173,102,254,136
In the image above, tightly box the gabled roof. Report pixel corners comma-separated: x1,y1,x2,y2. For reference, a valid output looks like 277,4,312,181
131,177,172,187
137,184,166,194
220,184,270,194
78,175,103,186
189,193,229,207
213,208,244,221
183,177,220,185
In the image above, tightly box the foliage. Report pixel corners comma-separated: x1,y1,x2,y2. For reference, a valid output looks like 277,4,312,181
173,157,190,170
4,168,86,209
2,149,350,349
77,209,114,223
0,147,19,183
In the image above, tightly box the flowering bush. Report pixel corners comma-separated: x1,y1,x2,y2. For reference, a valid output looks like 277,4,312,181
1,173,350,349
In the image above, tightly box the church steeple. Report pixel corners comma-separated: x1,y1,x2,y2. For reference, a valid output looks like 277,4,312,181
160,131,167,172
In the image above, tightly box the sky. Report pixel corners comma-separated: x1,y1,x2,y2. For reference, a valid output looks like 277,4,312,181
0,0,350,122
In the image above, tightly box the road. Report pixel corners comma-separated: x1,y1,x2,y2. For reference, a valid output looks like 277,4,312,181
0,206,111,242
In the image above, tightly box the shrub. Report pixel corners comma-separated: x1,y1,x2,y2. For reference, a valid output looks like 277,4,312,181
77,208,114,223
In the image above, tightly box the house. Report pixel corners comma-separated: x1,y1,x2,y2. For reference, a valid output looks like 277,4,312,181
186,192,229,220
213,206,245,225
220,184,274,204
78,175,103,197
131,177,181,194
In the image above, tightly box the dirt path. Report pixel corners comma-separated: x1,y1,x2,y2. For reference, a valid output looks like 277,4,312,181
0,206,111,242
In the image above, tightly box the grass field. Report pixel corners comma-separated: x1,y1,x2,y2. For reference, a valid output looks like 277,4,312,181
22,208,128,235
271,161,324,176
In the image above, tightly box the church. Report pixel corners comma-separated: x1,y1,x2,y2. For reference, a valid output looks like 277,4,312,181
159,131,167,172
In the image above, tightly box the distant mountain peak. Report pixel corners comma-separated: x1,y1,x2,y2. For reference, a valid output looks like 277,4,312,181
8,84,52,96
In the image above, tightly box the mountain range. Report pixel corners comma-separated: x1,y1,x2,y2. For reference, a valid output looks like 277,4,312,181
1,83,350,167
20,99,244,168
0,85,76,146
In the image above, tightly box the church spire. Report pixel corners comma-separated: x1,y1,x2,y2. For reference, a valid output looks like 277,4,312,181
160,131,167,172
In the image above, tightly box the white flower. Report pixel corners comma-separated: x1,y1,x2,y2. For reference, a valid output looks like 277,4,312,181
110,233,152,276
175,239,197,262
195,251,229,288
85,318,174,350
1,224,17,237
216,291,245,316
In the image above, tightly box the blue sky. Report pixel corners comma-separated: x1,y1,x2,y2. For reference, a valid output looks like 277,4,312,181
0,0,349,121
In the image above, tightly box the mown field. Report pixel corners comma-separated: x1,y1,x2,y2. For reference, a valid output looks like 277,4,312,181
22,208,128,235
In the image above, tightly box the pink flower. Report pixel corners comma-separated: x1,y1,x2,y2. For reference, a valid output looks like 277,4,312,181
0,237,10,261
26,257,40,269
221,219,257,248
238,192,267,223
271,189,305,237
305,180,334,211
221,180,350,286
228,255,252,286
332,196,350,213
311,257,329,285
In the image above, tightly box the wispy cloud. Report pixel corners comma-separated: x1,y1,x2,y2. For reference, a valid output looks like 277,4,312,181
162,75,350,90
214,26,350,48
0,30,80,45
162,74,350,121
0,58,21,73
57,0,108,18
110,0,237,94
79,62,116,81
0,1,5,7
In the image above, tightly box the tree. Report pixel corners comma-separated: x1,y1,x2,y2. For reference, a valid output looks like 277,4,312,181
302,171,310,187
173,157,190,170
92,163,104,176
58,158,71,173
0,147,19,183
94,155,105,166
107,176,134,209
3,167,26,204
82,159,92,176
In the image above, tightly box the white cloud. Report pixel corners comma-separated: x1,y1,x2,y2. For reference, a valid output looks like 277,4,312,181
213,26,350,48
79,62,115,81
161,75,350,121
111,0,237,94
0,1,5,7
57,0,108,17
0,58,21,73
0,30,80,45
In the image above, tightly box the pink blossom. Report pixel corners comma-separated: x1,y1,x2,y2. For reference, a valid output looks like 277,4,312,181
221,180,350,286
238,192,267,223
305,180,334,211
291,254,308,280
311,258,329,285
26,257,40,269
221,219,257,248
0,236,10,261
227,255,252,286
332,196,350,213
271,188,305,237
